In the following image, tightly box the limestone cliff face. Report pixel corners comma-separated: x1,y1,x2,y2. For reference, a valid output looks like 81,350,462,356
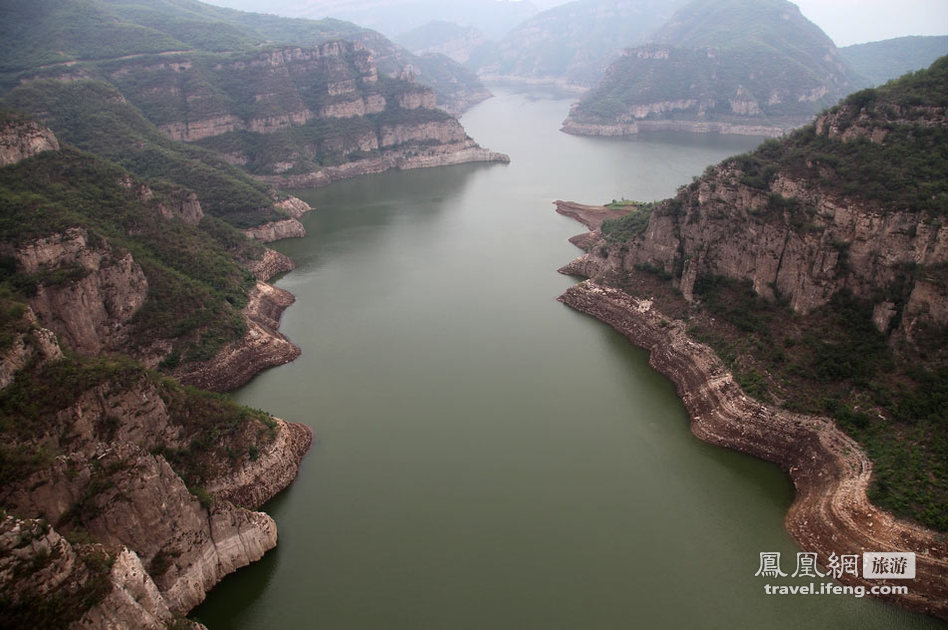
207,418,313,510
5,228,149,356
274,196,314,219
242,196,315,242
117,176,205,227
247,248,296,282
379,119,468,147
0,514,178,629
108,42,385,143
0,308,62,389
562,0,857,137
557,282,948,619
174,281,300,392
0,121,311,625
2,442,278,616
243,218,307,243
258,141,510,189
0,363,311,619
560,115,789,138
78,548,178,629
564,151,947,341
99,41,506,183
1,202,299,386
0,117,60,166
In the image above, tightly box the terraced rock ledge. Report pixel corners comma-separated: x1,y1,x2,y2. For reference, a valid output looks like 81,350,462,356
557,280,948,619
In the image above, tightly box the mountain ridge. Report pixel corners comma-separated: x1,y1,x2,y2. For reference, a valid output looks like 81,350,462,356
562,0,857,136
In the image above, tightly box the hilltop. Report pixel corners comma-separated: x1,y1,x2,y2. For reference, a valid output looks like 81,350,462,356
1,0,507,234
560,57,948,534
0,0,509,624
557,56,948,619
840,35,948,87
0,0,490,114
396,21,490,65
0,114,313,627
562,0,857,136
473,0,686,89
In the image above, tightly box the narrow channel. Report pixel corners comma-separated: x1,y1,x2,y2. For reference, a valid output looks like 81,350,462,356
193,88,937,629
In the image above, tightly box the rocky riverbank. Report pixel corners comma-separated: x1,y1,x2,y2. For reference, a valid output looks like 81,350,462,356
557,280,948,620
174,281,301,392
560,118,790,137
0,119,313,628
257,144,510,189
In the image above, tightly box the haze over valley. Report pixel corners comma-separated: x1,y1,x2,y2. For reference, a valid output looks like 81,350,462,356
0,0,946,628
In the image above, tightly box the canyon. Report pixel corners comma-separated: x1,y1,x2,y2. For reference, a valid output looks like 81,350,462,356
554,61,948,619
0,118,311,628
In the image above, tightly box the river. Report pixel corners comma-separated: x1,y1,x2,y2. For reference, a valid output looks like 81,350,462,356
193,89,938,629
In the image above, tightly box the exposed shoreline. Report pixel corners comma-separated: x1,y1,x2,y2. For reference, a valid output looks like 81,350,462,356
557,280,948,620
255,145,509,189
560,118,793,138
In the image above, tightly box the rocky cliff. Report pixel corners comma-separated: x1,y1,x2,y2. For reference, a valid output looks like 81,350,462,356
565,164,948,337
563,71,948,341
3,3,504,233
558,282,948,619
0,115,60,166
173,281,301,392
554,59,948,619
563,0,857,136
256,140,510,189
242,197,314,243
96,40,508,186
0,0,491,115
6,228,149,356
0,294,312,624
0,513,178,628
0,120,312,627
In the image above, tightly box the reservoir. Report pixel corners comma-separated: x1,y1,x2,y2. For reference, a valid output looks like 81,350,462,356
194,89,938,629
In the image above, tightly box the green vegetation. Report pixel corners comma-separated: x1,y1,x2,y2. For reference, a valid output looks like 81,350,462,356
191,76,454,174
0,147,259,360
601,59,948,531
571,0,853,125
0,0,479,113
154,382,278,490
0,294,30,352
840,36,948,88
0,0,185,75
684,277,946,530
3,80,280,228
724,57,948,216
0,353,278,497
484,0,683,86
600,203,656,242
651,0,835,52
693,275,777,334
0,532,114,629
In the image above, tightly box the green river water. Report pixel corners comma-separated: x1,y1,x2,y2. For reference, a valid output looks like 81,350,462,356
193,89,939,629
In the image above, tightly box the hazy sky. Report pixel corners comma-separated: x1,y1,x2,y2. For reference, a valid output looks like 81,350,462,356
785,0,948,46
528,0,948,46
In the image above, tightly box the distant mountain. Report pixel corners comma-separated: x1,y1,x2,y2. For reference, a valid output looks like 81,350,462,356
201,0,540,40
560,57,948,538
473,0,687,89
1,0,507,230
562,0,857,136
397,21,489,65
840,36,948,87
0,0,489,113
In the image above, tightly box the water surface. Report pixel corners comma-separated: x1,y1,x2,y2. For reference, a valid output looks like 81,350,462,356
194,89,937,629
